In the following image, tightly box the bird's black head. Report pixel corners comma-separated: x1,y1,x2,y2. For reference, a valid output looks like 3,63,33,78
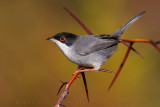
47,32,78,46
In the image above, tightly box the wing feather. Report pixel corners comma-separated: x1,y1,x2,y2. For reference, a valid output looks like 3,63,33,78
73,35,118,56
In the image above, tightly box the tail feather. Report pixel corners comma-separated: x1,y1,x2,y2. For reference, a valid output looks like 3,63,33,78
111,11,145,37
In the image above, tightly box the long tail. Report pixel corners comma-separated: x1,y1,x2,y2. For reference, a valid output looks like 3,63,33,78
111,11,145,37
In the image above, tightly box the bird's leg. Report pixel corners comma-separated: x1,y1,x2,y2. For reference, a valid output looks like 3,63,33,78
74,66,86,78
73,67,114,74
74,68,97,74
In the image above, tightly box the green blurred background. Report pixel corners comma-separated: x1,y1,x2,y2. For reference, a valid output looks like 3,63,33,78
0,0,160,107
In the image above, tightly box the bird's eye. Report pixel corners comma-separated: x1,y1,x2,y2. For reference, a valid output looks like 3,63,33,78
60,36,66,41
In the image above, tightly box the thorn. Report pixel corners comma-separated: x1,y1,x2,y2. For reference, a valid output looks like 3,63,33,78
120,40,143,58
108,42,133,91
57,80,68,95
99,69,115,73
81,72,89,102
63,6,93,35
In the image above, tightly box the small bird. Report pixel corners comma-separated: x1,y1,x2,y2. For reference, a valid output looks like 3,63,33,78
47,11,145,73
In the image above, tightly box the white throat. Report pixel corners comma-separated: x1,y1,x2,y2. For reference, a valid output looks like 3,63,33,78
50,39,71,58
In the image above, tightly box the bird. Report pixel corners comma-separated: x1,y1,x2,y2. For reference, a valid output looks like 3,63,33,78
47,11,145,73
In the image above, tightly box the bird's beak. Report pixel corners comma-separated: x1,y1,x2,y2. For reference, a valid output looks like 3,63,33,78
46,37,57,43
46,37,53,40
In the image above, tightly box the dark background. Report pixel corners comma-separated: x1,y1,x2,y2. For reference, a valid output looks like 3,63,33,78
0,0,160,107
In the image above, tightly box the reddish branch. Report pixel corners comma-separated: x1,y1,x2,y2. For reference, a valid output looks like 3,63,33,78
63,7,93,35
55,73,78,107
108,42,134,91
121,39,160,51
55,7,160,106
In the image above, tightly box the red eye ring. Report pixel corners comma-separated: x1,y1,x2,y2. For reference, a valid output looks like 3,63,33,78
60,36,66,41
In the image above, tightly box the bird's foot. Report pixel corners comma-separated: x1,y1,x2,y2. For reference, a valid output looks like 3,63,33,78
73,68,98,75
73,68,114,74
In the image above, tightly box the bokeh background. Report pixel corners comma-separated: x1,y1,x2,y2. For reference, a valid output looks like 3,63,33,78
0,0,160,107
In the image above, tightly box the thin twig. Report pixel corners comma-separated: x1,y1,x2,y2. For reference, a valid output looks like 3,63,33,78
108,42,134,91
121,39,160,51
55,73,78,106
119,40,143,58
